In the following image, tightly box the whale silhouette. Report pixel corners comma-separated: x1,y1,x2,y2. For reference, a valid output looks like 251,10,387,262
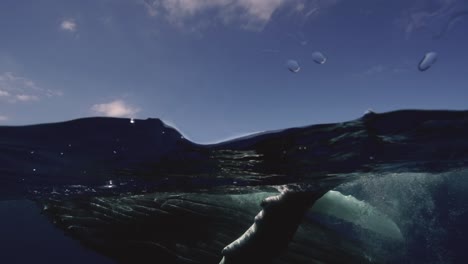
2,109,468,263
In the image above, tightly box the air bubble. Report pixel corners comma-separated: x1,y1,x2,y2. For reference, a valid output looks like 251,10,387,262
312,51,327,64
418,52,438,71
130,118,135,124
286,60,301,73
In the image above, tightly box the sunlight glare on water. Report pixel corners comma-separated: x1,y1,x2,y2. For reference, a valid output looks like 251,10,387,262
102,180,116,189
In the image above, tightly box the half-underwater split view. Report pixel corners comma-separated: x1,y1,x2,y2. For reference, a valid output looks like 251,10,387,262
1,0,468,263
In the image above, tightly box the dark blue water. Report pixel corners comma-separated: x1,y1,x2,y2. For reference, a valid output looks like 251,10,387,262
0,200,113,263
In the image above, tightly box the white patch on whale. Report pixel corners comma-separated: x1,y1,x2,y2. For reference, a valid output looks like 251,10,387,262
311,190,404,241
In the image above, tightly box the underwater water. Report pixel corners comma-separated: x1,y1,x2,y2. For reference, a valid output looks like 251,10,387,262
1,110,468,263
2,0,468,263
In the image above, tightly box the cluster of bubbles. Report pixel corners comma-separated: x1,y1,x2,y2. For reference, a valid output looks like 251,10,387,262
286,51,327,73
287,50,439,73
335,171,455,262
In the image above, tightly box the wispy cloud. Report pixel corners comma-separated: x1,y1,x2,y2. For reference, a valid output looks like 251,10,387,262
142,0,339,31
16,94,39,102
356,63,412,77
0,72,62,103
363,65,386,76
0,90,9,97
91,100,141,117
60,19,77,32
394,0,467,39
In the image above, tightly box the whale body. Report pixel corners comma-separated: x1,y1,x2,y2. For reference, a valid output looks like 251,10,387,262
2,109,468,263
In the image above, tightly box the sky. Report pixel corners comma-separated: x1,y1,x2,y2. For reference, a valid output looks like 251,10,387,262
0,0,467,143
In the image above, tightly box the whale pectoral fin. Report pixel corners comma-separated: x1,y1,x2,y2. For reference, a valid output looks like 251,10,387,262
219,189,328,264
311,190,404,242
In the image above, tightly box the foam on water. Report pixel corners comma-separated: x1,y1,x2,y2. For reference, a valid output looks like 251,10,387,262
335,170,468,263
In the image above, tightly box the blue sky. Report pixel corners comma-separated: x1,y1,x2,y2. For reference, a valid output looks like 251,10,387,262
0,0,467,143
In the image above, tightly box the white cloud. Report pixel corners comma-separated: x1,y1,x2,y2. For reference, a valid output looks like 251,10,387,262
16,94,39,102
142,0,337,31
0,72,62,103
0,115,8,121
91,100,141,117
60,19,77,32
0,90,9,97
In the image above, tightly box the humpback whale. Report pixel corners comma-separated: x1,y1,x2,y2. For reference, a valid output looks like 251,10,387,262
2,110,468,263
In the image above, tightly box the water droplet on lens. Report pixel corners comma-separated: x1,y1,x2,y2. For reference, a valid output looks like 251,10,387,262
418,52,438,71
286,60,300,73
312,51,327,64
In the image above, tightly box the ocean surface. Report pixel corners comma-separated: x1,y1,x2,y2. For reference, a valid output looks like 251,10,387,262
1,110,468,263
